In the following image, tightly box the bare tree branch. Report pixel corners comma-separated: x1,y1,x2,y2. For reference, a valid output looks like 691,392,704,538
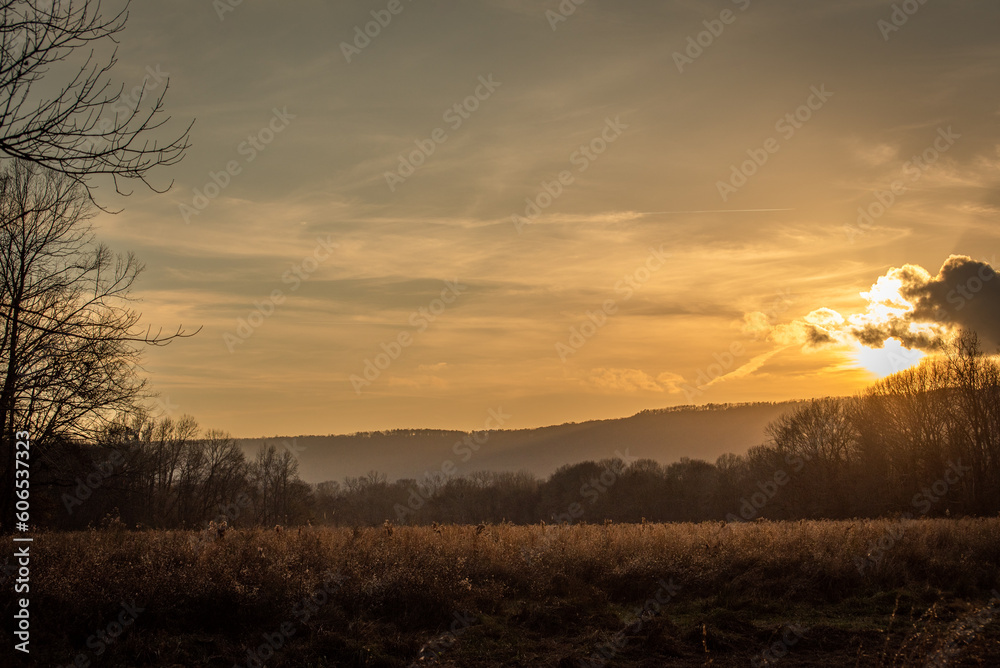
0,0,191,205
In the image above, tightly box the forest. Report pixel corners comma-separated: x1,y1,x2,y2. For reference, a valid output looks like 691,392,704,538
29,331,1000,533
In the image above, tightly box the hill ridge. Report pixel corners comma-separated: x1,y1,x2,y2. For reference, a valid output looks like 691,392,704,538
238,400,808,484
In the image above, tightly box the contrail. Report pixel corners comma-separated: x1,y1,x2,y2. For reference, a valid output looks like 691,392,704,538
701,346,790,389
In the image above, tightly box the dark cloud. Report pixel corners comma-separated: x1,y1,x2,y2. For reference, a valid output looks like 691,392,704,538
904,255,1000,350
850,319,943,351
803,324,836,347
849,255,1000,352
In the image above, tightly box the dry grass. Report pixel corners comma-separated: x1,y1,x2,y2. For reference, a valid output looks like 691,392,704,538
5,518,1000,666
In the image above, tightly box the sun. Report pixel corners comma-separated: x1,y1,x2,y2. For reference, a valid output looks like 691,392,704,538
850,337,926,378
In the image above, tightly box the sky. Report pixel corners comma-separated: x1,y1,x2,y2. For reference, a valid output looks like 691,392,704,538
83,0,1000,437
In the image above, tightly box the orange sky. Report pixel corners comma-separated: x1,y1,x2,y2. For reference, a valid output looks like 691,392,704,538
88,0,1000,436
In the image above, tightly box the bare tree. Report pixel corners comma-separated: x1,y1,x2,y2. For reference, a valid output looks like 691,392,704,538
765,397,856,516
186,429,248,524
142,414,199,526
946,331,1000,511
249,443,303,525
0,0,191,199
0,159,192,530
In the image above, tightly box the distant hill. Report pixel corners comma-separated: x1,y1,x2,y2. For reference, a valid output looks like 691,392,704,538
238,401,807,484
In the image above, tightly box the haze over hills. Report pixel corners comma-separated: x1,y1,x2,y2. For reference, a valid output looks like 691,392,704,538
238,401,809,485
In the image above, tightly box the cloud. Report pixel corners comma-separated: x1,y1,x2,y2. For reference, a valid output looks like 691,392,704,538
741,311,773,339
747,308,844,349
585,368,677,393
386,375,449,390
900,254,1000,349
844,255,1000,351
655,372,687,393
751,255,1000,355
417,362,449,372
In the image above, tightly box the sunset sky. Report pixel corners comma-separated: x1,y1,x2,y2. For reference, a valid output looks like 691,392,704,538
91,0,1000,436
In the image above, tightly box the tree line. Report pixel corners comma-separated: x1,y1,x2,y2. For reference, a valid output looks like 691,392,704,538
31,412,312,529
313,333,999,527
26,331,996,530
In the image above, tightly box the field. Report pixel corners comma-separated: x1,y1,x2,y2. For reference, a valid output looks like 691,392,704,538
6,518,1000,667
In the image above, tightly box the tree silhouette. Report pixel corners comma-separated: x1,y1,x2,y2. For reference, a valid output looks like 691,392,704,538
0,160,193,530
0,0,191,200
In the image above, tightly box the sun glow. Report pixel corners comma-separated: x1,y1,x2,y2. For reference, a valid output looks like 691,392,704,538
850,337,926,378
858,275,913,322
